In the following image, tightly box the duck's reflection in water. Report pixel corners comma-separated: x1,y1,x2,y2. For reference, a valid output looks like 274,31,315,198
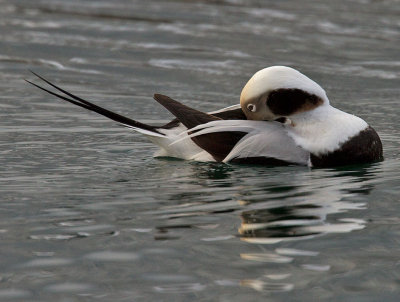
239,202,365,244
150,162,380,293
237,201,365,292
237,166,378,292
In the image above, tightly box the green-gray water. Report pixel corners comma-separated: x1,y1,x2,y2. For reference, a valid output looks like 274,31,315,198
1,0,399,301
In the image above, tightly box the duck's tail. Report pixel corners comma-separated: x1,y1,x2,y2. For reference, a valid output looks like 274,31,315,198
25,71,165,137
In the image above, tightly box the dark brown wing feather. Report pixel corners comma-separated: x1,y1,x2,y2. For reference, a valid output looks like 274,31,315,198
154,94,221,128
160,107,246,130
153,94,246,161
214,107,247,120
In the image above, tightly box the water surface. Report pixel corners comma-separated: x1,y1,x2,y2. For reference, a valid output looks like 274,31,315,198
1,0,400,301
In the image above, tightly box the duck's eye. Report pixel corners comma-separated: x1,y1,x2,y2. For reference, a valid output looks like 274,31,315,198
247,104,256,112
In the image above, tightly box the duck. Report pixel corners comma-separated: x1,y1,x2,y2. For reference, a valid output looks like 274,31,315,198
26,66,383,168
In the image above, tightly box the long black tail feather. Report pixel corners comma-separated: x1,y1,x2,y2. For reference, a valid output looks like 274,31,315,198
26,72,163,135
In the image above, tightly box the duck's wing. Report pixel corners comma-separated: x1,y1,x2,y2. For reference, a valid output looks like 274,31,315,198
153,94,247,161
181,120,310,165
210,104,247,120
160,104,245,130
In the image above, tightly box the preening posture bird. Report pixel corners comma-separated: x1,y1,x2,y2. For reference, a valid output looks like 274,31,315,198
27,66,383,168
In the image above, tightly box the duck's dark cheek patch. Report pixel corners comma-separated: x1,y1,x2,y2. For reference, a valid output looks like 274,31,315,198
267,88,323,116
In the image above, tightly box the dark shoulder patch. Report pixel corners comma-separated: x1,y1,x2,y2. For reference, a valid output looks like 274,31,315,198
267,88,323,116
311,126,383,168
154,94,247,161
193,107,248,161
195,131,247,162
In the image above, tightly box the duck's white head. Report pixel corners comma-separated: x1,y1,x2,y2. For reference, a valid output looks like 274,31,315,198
240,66,329,121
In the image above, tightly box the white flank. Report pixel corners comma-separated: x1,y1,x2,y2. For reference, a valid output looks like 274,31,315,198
126,104,243,161
152,124,214,161
182,120,310,165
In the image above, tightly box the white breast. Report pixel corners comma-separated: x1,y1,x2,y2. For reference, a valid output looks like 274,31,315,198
287,105,368,155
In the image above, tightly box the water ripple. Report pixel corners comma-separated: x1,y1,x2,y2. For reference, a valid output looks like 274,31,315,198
45,282,93,293
22,258,73,268
0,289,31,299
84,251,139,262
1,0,399,300
241,279,294,292
153,283,206,294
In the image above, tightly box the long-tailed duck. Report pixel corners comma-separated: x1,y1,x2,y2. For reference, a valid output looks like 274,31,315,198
27,66,383,168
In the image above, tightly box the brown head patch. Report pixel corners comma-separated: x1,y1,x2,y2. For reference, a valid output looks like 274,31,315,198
267,88,323,116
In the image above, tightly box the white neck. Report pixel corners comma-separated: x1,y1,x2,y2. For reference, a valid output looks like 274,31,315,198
286,104,368,155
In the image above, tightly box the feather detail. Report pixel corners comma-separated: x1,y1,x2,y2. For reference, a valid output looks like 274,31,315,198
176,120,309,165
